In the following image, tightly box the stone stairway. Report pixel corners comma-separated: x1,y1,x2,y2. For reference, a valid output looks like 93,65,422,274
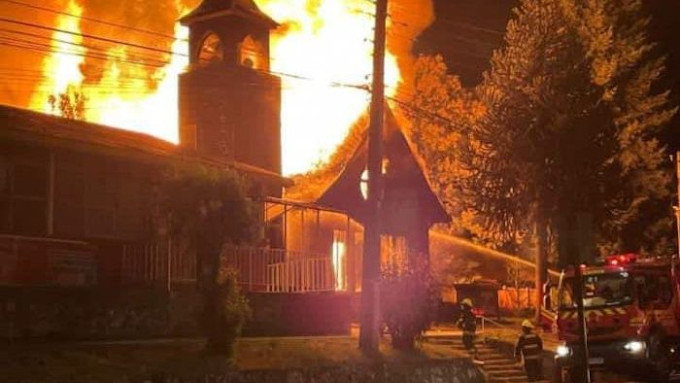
425,335,549,383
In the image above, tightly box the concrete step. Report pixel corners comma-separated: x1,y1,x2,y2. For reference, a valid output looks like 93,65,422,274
484,366,524,372
488,370,526,378
427,339,485,345
490,380,549,383
477,347,508,354
481,361,519,368
446,343,494,350
488,376,531,383
478,354,512,361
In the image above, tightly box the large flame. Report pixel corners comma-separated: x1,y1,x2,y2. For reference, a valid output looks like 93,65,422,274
19,0,431,175
29,0,84,112
255,0,401,175
85,23,188,143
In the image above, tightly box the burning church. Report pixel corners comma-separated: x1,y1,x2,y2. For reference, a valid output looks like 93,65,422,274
0,0,447,339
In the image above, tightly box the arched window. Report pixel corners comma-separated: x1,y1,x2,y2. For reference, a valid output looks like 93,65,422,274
359,158,389,200
198,33,223,66
239,35,266,70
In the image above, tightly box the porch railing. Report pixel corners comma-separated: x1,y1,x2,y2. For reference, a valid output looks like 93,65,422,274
121,240,196,287
266,257,335,293
220,244,286,292
120,242,339,293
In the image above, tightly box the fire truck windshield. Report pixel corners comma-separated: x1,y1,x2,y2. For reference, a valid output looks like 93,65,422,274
560,272,633,309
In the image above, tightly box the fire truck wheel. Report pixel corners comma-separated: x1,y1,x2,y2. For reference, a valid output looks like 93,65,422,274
650,334,671,382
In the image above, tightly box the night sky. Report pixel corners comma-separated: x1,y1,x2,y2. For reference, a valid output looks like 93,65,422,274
415,0,680,151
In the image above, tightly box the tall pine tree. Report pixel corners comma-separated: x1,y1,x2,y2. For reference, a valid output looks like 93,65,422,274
409,0,677,317
453,0,676,262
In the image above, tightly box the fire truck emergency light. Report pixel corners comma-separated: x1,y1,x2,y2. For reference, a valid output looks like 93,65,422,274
606,254,637,266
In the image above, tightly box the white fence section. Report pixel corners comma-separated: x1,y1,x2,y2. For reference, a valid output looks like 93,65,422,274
121,241,170,285
221,244,286,292
266,257,335,293
119,242,341,293
121,240,196,287
220,245,340,293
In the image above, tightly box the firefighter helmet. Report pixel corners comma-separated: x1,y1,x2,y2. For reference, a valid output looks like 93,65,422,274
522,319,534,329
461,298,473,307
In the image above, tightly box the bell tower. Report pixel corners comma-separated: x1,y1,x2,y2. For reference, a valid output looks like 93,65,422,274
178,0,281,175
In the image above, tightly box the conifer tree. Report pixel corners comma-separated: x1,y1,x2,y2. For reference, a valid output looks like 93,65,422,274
449,0,675,261
409,0,677,316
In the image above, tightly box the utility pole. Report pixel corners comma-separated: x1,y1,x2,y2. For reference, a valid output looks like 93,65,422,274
676,152,680,257
535,217,547,324
574,263,591,383
359,0,388,353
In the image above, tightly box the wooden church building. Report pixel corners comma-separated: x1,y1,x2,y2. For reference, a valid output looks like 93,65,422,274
0,0,449,338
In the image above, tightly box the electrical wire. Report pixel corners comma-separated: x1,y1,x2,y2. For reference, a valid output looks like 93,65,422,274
0,0,186,41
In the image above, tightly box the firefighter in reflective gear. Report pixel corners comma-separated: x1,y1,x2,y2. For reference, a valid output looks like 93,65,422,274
514,320,543,382
457,298,477,353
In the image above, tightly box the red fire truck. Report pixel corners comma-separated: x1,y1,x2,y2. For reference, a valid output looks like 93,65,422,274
544,254,680,382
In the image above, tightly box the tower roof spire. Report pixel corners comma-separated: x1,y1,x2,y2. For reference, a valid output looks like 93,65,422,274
179,0,278,28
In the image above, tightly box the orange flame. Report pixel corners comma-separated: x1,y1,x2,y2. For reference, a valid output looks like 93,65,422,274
255,0,401,175
29,0,84,112
25,0,431,176
85,23,188,143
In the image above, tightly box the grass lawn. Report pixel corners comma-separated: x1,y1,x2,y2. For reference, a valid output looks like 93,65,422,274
1,335,468,383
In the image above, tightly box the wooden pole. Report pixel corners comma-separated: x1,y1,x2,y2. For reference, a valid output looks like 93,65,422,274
676,152,680,257
535,217,547,323
359,0,388,353
574,263,591,383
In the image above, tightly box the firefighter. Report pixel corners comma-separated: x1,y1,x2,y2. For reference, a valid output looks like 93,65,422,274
457,298,477,354
514,320,543,382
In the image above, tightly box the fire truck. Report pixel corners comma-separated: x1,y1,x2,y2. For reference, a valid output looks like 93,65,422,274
543,254,680,382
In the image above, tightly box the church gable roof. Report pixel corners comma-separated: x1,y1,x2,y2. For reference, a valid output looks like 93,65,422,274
179,0,278,28
287,105,450,227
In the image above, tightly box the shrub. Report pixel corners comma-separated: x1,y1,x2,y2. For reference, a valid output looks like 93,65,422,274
203,269,251,356
380,256,438,350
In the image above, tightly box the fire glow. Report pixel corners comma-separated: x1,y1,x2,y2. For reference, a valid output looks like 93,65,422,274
29,0,85,112
255,0,401,175
24,0,417,175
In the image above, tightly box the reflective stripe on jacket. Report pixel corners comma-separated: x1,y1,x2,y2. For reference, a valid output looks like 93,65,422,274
457,309,477,333
514,333,543,360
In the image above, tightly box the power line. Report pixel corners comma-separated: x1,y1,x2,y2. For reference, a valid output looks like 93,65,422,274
0,18,373,90
0,38,172,69
0,38,369,91
0,18,188,57
433,18,505,37
0,0,185,41
0,28,172,67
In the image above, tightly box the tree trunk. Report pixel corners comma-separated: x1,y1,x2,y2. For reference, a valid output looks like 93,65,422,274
197,229,224,353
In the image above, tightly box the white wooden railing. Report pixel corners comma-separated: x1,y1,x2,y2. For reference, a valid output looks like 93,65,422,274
266,257,335,293
220,245,338,293
221,244,286,292
120,242,341,293
121,240,196,287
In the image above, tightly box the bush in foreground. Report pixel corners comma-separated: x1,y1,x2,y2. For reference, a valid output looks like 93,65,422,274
381,256,438,350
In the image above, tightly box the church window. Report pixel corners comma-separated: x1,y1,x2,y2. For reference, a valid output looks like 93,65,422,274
239,35,266,70
198,33,223,66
